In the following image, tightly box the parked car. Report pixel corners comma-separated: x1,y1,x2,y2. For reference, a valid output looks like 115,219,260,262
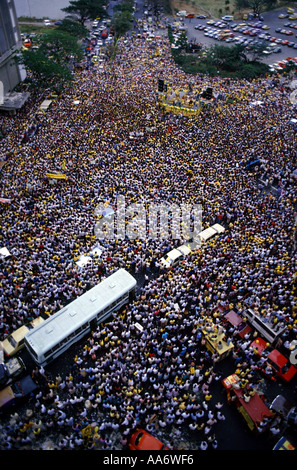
128,429,169,450
222,15,234,22
1,317,44,357
0,376,38,412
0,357,25,390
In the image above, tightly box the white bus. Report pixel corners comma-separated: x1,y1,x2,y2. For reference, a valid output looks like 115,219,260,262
24,269,137,366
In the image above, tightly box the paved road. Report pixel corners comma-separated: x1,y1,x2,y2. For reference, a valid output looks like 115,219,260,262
180,8,297,66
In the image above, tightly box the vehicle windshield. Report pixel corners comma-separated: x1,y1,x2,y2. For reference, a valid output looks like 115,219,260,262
281,362,291,374
7,336,17,348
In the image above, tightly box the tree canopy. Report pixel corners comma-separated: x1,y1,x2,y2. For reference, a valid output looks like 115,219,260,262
19,30,83,91
111,0,134,39
62,0,108,25
57,19,88,38
172,40,269,80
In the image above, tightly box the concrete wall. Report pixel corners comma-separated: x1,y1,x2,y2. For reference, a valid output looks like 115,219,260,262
0,56,24,94
0,0,24,94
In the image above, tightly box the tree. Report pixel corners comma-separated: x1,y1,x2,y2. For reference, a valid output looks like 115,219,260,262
246,40,268,61
175,32,189,52
248,0,264,16
18,30,83,91
37,29,83,62
57,19,88,38
111,11,133,39
62,0,108,25
113,0,134,14
21,49,73,90
234,0,250,11
171,41,269,79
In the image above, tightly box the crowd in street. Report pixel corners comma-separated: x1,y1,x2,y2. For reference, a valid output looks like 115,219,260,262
0,24,296,450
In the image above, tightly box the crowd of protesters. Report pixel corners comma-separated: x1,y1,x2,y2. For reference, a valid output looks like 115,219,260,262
0,18,296,450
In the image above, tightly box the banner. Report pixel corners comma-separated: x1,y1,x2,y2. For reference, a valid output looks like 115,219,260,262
46,173,67,180
161,103,201,117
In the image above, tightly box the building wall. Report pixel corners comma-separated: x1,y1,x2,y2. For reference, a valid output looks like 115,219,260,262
0,0,24,94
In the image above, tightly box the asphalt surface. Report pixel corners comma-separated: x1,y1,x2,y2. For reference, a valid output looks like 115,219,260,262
174,8,297,67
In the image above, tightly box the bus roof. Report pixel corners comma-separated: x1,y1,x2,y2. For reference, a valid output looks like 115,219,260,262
25,269,136,355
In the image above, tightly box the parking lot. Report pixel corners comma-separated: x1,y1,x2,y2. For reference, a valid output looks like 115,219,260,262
176,7,297,72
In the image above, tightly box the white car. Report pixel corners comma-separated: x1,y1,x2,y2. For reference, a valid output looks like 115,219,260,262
222,15,234,22
44,19,52,26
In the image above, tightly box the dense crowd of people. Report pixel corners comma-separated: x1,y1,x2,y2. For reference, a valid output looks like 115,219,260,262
0,18,296,450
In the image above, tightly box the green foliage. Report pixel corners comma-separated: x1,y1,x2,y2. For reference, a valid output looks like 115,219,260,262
57,19,88,38
111,11,133,38
175,32,189,51
21,48,73,90
18,30,83,91
62,0,108,24
37,29,83,59
172,42,270,79
111,0,134,39
113,0,135,14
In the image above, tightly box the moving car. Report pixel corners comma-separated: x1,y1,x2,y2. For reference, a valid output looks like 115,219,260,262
0,375,38,412
128,429,169,450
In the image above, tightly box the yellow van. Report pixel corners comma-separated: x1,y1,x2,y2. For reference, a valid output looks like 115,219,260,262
1,317,44,357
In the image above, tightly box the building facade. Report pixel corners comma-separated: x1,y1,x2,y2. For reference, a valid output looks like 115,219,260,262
0,0,27,111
